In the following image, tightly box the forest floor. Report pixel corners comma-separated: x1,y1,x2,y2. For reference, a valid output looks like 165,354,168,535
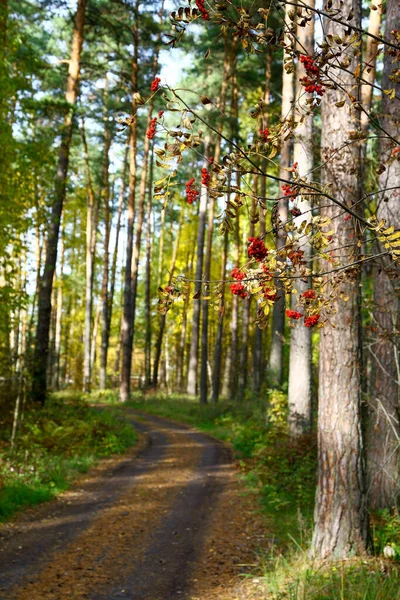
0,410,271,600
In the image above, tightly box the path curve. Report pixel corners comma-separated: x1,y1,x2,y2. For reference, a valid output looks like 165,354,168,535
0,411,232,600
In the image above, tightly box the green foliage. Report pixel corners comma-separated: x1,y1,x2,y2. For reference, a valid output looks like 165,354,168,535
258,555,400,600
372,510,400,560
0,395,137,521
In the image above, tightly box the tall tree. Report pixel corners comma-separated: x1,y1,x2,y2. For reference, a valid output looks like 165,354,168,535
366,0,400,510
120,0,139,403
268,2,294,388
287,0,315,436
30,0,86,403
311,0,369,559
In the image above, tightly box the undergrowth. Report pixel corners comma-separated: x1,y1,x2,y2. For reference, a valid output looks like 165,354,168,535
0,394,136,521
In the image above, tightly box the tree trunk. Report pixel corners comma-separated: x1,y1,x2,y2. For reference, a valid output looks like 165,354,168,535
108,136,129,345
51,230,64,391
253,47,271,395
153,214,182,386
200,38,232,404
288,0,314,436
268,2,293,388
366,0,400,510
311,0,369,559
360,4,382,132
81,118,98,393
187,142,209,396
144,145,154,387
30,0,86,403
212,232,228,403
99,82,112,390
120,1,139,403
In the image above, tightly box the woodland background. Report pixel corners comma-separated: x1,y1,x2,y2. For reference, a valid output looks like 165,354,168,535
1,0,400,590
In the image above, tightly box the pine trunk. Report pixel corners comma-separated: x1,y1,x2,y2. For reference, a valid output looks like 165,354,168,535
366,0,400,510
311,0,369,559
30,0,86,403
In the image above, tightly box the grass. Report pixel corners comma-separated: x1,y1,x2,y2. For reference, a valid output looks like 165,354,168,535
0,393,137,521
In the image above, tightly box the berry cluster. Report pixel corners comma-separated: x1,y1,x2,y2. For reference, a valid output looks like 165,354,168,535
186,178,199,204
195,0,210,20
201,167,210,187
299,54,325,96
290,162,298,172
286,309,303,320
146,117,157,139
259,128,270,141
230,282,247,298
262,263,273,280
302,289,316,300
282,184,297,197
231,268,245,281
290,207,301,217
264,288,277,302
344,214,352,221
248,237,268,261
151,77,161,92
305,314,320,328
392,146,400,158
158,110,164,118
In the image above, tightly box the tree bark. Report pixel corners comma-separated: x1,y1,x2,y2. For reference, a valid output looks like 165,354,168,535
288,0,314,436
311,0,369,559
366,0,400,511
30,0,86,403
360,3,382,132
120,1,139,403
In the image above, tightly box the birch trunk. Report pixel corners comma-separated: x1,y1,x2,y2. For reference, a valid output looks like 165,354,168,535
288,0,314,436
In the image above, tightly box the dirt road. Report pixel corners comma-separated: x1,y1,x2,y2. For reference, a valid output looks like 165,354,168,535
0,412,267,600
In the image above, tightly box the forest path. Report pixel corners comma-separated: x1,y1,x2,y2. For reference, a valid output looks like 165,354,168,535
0,411,266,600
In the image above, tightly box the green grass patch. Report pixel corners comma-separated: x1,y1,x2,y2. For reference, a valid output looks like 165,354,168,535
0,394,137,521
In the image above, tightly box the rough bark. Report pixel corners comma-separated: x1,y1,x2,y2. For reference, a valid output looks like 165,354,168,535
288,0,314,436
366,0,400,510
311,0,369,559
30,0,86,403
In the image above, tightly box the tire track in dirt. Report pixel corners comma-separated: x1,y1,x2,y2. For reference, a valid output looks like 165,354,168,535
0,412,231,600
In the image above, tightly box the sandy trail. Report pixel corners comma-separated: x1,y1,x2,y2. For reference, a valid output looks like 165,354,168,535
0,412,243,600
